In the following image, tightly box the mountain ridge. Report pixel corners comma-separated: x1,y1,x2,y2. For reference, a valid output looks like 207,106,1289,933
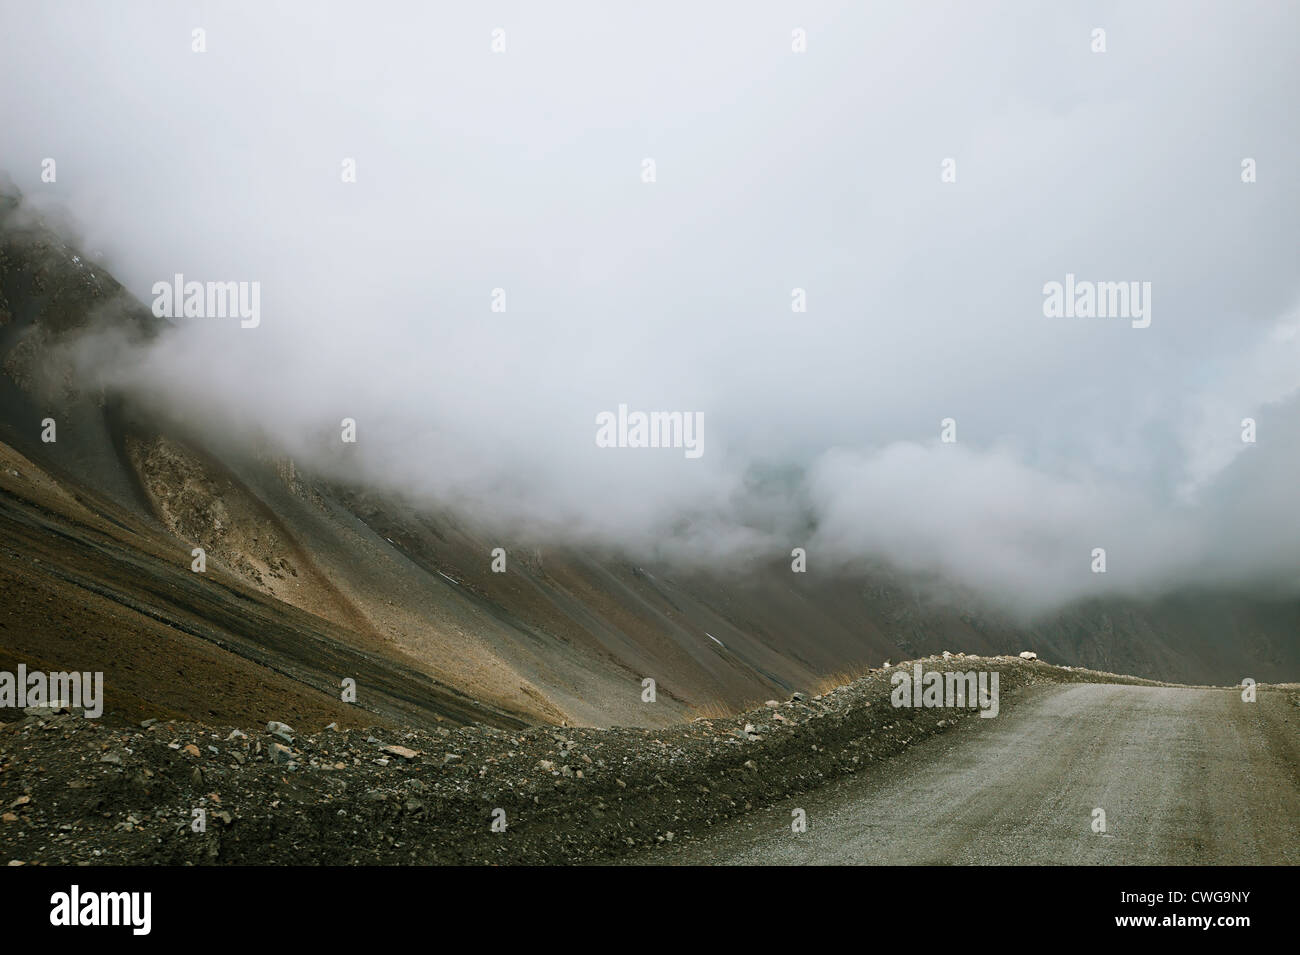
1,189,1296,732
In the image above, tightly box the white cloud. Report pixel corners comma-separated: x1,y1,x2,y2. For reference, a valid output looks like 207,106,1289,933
4,0,1298,613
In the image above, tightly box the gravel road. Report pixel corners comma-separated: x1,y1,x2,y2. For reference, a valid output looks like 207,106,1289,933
626,683,1300,865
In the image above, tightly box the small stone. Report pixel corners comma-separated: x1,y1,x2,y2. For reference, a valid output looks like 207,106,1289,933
182,744,201,757
764,700,779,708
743,760,758,772
381,745,420,760
226,729,247,740
538,760,556,772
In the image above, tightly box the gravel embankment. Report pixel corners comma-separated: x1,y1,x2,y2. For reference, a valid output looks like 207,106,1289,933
0,656,1195,865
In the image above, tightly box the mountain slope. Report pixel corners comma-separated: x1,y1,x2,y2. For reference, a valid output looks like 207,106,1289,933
1,189,1297,732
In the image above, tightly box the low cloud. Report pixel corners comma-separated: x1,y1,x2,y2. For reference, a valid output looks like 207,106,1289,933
4,0,1299,616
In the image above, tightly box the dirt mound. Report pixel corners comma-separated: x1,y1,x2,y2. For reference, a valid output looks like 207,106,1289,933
0,657,1181,865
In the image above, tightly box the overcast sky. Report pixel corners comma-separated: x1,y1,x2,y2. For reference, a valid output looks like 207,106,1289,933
2,1,1298,616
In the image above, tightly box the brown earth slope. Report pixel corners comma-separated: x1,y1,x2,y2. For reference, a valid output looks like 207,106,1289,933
1,187,1298,735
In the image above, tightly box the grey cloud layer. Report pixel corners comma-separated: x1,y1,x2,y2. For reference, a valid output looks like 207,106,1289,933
2,0,1298,614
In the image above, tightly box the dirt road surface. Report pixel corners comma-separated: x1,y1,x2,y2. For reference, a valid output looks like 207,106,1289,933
627,684,1300,865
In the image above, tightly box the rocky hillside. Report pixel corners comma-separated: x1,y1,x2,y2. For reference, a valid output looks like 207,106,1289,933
1,186,1298,739
2,655,1223,866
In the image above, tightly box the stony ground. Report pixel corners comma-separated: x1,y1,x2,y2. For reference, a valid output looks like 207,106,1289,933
629,682,1300,865
0,655,1191,865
